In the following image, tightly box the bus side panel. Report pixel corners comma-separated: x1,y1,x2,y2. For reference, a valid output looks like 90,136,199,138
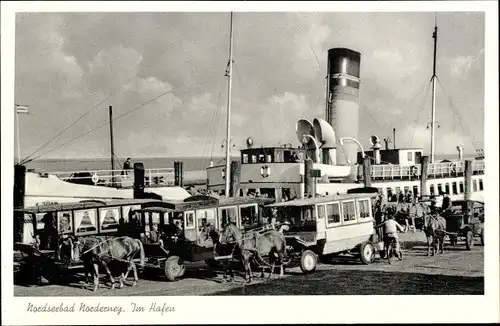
323,220,373,254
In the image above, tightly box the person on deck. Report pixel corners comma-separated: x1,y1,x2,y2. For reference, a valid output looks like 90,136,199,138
122,158,132,176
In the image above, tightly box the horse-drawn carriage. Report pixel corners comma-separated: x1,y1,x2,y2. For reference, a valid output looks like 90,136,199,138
442,200,484,250
266,193,384,274
130,195,275,281
13,198,161,286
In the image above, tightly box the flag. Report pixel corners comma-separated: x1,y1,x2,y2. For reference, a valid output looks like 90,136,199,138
15,104,29,114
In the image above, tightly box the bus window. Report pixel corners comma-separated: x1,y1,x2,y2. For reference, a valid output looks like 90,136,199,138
358,199,371,219
342,201,356,222
326,202,341,225
74,209,97,235
452,182,458,195
459,182,464,193
184,211,195,229
196,208,216,229
99,207,120,233
57,211,74,234
219,207,238,228
316,204,326,220
240,205,258,228
479,179,483,191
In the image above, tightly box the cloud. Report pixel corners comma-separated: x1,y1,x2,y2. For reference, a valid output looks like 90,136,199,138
13,12,485,160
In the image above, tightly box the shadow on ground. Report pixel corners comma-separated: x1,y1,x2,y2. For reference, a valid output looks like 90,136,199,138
207,269,484,296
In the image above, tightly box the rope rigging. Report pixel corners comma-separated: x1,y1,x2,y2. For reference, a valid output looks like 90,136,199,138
21,80,212,165
20,37,192,165
408,80,432,147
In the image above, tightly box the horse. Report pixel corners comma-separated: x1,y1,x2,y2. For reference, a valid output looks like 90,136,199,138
422,214,447,256
198,223,239,282
70,236,145,292
219,223,287,283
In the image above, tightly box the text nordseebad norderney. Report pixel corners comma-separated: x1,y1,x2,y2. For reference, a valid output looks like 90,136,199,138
26,302,176,316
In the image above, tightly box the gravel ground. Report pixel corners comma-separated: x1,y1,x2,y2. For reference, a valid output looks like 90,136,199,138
14,231,484,296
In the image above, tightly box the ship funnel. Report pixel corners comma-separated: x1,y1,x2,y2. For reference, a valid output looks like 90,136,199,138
325,48,361,165
313,118,337,165
456,146,464,160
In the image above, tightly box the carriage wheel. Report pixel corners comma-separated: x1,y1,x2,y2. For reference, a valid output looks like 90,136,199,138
299,250,317,274
163,256,184,282
359,241,375,265
465,231,474,251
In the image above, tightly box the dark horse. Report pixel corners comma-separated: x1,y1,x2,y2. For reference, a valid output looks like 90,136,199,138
219,223,287,283
422,214,447,256
197,223,239,282
69,236,145,292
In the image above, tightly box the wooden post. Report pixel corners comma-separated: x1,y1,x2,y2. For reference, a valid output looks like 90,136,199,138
420,156,430,196
133,162,145,199
108,106,116,186
464,159,473,218
230,160,241,197
362,156,372,187
304,158,314,197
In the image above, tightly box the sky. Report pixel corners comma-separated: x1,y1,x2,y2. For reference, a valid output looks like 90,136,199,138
13,11,485,160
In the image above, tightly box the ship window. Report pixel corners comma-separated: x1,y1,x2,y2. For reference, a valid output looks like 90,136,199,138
445,183,450,194
430,184,435,196
459,182,464,193
342,201,356,222
479,179,483,191
413,185,419,198
259,188,276,199
251,155,257,163
386,188,393,201
242,154,249,164
452,182,458,195
473,180,478,192
407,152,413,161
258,154,265,163
326,202,341,225
437,183,443,195
266,154,273,163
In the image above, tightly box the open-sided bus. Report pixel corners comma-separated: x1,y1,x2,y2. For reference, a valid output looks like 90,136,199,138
130,195,274,281
267,193,383,274
13,198,161,284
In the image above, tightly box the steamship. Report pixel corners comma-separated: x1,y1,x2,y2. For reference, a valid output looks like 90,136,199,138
206,39,485,203
14,18,485,208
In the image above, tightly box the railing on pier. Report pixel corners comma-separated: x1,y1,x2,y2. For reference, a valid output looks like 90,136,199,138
359,159,485,181
51,168,175,188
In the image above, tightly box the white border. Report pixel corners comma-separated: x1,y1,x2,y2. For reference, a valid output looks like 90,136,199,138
2,1,499,324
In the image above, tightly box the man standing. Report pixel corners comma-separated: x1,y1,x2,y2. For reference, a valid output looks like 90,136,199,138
122,158,132,176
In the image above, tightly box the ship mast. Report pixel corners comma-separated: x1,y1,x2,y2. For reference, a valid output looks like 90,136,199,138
224,12,234,196
430,17,438,163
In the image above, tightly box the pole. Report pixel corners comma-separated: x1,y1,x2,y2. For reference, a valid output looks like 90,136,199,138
224,12,234,197
16,111,21,164
430,23,438,163
109,106,116,185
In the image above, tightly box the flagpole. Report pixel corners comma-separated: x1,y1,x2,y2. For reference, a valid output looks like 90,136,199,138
15,110,21,164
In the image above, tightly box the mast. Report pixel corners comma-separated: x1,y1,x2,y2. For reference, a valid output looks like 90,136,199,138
224,12,234,196
109,105,116,185
430,18,438,163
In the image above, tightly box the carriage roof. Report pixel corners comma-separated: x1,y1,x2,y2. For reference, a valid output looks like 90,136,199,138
267,193,377,208
17,198,161,214
140,195,274,212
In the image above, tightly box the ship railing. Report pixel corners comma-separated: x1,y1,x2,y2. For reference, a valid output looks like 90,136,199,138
363,159,485,181
50,168,175,188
